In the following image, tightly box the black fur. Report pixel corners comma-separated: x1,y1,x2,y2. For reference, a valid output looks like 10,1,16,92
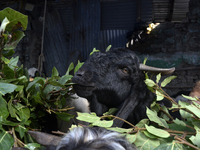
72,48,154,127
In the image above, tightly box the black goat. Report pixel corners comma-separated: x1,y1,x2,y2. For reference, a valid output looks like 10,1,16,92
72,48,175,127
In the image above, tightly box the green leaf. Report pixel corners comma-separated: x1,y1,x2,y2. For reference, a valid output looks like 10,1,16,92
8,101,30,122
26,77,45,91
1,56,10,64
3,64,15,79
143,57,148,65
15,125,27,139
103,108,118,116
77,112,100,123
59,75,73,85
52,67,59,77
92,120,113,127
168,122,193,133
15,85,24,92
180,109,193,120
156,90,164,101
4,30,25,50
182,94,197,101
24,143,41,150
125,134,137,143
8,99,18,119
0,7,28,32
143,131,159,139
108,127,132,133
160,106,170,121
145,124,170,138
134,131,160,150
8,56,19,70
145,72,149,79
48,80,65,88
105,45,112,52
0,131,14,150
161,76,177,87
136,119,149,128
154,141,187,150
173,118,186,126
15,103,30,122
144,79,156,87
146,107,169,128
56,112,74,122
2,49,15,57
0,83,17,95
156,73,161,83
0,96,9,119
74,60,84,74
189,126,200,147
0,119,26,126
32,92,44,105
185,105,200,118
90,47,100,55
66,63,74,75
0,17,9,33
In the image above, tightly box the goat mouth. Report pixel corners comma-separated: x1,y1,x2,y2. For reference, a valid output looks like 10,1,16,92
73,84,95,88
73,84,96,97
73,84,96,92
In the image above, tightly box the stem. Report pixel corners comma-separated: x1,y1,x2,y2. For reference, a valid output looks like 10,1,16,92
160,107,174,120
167,129,195,135
52,107,75,112
100,115,135,128
175,136,200,150
153,84,178,105
0,34,3,71
12,127,18,147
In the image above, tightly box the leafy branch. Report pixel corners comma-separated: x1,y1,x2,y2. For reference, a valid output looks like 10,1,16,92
75,73,200,150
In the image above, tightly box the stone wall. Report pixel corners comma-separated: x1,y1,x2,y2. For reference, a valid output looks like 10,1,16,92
128,0,200,96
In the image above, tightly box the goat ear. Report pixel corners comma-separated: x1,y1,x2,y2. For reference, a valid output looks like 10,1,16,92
139,64,175,75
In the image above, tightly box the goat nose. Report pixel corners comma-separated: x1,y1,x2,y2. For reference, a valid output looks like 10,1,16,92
75,70,85,77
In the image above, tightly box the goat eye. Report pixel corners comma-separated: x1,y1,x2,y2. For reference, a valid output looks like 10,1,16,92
122,68,129,74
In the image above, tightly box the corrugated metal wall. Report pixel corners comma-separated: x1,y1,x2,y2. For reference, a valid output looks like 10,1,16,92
42,0,189,75
99,29,128,51
43,9,70,76
141,0,153,23
153,0,189,22
153,0,169,22
99,0,153,50
69,0,101,60
52,1,73,33
172,0,189,22
101,0,137,30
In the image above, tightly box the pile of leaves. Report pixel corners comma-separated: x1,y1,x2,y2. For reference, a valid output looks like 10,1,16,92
0,7,83,149
77,74,200,150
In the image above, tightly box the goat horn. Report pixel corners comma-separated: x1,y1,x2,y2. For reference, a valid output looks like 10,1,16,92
139,64,175,75
28,130,62,146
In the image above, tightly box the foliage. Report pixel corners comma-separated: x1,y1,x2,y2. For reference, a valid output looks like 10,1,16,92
76,74,200,150
89,45,112,55
0,7,84,149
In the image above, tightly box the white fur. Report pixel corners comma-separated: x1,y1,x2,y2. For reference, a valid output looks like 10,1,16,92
28,67,38,77
57,94,90,132
56,127,136,150
71,94,90,113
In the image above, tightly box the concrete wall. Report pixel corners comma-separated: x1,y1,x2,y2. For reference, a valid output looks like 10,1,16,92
129,0,200,96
